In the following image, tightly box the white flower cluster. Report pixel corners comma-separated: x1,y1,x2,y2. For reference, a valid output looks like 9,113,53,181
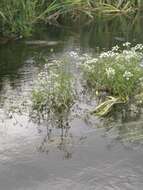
123,71,133,80
122,50,138,60
83,64,94,72
69,51,79,59
112,45,119,52
133,44,143,51
114,48,142,62
99,51,118,58
36,61,68,94
123,42,131,47
81,57,98,72
86,58,98,64
106,67,115,79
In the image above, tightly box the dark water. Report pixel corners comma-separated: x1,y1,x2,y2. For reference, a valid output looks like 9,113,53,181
1,15,143,190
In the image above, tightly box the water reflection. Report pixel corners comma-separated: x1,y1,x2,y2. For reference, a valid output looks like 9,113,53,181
38,127,73,160
1,13,143,83
103,105,143,143
1,14,143,190
80,12,143,50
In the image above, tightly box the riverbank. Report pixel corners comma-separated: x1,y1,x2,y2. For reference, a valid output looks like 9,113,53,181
0,0,143,40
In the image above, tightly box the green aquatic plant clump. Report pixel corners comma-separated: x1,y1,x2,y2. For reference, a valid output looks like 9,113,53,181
82,43,143,116
32,60,75,123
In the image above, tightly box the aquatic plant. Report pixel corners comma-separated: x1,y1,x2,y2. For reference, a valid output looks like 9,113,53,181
82,43,143,116
32,60,75,127
95,0,135,15
0,0,142,38
0,0,62,37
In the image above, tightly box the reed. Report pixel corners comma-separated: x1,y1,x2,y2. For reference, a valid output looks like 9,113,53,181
0,0,142,38
0,0,61,37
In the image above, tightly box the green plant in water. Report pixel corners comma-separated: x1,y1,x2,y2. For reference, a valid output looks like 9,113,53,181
0,0,62,37
0,0,142,38
82,43,143,116
32,60,75,127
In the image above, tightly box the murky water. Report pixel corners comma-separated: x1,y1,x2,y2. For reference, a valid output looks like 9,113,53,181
1,15,143,189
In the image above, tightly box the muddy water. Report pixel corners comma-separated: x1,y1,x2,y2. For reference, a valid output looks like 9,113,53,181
1,17,143,189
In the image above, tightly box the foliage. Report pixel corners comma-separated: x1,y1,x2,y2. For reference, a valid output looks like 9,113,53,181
82,43,143,116
91,96,125,116
0,0,61,37
32,60,75,125
94,0,138,14
0,0,142,38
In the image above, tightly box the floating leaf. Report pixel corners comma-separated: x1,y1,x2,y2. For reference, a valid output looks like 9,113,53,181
91,96,126,117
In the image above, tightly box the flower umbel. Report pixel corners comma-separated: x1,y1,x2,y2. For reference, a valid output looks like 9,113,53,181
106,67,115,79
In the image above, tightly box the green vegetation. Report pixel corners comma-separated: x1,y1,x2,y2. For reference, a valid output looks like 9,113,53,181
0,0,143,38
32,60,75,127
82,43,143,116
32,42,143,119
0,0,62,37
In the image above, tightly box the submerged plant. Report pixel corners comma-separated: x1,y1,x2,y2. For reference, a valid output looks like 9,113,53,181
32,60,75,127
82,43,143,116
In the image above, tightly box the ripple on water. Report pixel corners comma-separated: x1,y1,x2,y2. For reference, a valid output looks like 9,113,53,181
0,45,143,190
18,161,143,190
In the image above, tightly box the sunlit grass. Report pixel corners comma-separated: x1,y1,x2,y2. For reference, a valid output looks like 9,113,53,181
0,0,62,37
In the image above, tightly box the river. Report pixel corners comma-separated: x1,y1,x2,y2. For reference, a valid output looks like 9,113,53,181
0,15,143,189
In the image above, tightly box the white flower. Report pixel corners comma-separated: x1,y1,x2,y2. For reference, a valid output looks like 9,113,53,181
83,53,90,59
122,50,138,60
99,51,118,58
112,45,119,52
44,64,49,69
83,64,93,71
139,77,143,82
86,58,98,64
69,51,78,58
123,71,133,80
49,71,58,78
106,67,115,79
123,42,131,47
134,44,143,51
100,52,109,58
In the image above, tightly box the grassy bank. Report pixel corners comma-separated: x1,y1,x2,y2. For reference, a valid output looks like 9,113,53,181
0,0,142,39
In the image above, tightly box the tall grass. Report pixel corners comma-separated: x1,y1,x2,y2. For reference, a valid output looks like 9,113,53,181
0,0,142,38
0,0,62,37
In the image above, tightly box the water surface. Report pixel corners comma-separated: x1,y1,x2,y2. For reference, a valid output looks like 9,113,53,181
1,15,143,189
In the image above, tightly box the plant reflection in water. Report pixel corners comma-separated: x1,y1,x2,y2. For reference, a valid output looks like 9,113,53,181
38,120,74,160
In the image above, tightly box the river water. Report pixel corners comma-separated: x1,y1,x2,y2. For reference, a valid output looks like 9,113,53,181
1,15,143,190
